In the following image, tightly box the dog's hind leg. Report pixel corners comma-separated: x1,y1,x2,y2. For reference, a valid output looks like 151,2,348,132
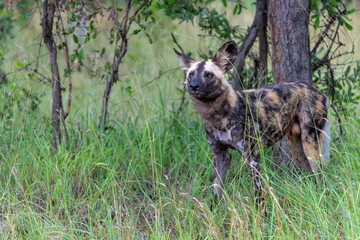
286,132,312,172
298,112,324,185
301,138,323,185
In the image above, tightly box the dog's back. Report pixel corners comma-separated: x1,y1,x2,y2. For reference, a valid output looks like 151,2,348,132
240,82,328,150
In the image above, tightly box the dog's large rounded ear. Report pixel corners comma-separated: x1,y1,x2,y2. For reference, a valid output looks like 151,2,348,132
212,41,238,73
174,48,195,71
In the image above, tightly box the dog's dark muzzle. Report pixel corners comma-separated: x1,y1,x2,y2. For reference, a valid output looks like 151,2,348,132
189,82,200,91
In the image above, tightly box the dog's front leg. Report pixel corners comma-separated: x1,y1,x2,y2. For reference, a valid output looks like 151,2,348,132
210,143,231,204
244,150,265,209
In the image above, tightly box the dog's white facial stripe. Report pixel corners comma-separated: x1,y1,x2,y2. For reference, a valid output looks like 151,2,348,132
187,61,201,76
186,60,229,85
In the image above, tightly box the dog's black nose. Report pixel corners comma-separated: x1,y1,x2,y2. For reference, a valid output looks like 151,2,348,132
189,82,200,91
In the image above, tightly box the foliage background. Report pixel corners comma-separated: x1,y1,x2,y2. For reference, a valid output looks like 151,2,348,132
0,0,360,238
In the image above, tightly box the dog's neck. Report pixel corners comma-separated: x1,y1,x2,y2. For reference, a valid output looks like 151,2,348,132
193,87,240,130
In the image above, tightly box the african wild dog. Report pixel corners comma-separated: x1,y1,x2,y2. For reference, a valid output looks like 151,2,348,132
174,41,331,209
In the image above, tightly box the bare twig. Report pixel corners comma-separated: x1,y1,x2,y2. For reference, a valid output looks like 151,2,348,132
35,38,42,71
330,104,344,140
141,67,180,88
126,0,151,33
171,33,188,118
33,68,52,84
325,21,340,59
60,107,69,149
325,63,344,140
248,53,260,88
55,2,72,120
3,64,51,86
312,21,341,72
326,64,335,104
171,33,184,54
311,17,336,56
122,0,132,36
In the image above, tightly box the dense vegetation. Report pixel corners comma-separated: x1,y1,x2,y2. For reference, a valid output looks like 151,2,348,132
1,0,360,238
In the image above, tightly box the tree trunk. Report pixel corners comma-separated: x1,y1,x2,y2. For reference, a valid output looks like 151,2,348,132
268,0,312,168
43,0,63,152
258,0,268,87
269,0,312,84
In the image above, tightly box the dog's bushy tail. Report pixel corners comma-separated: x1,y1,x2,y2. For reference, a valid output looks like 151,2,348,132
321,97,331,164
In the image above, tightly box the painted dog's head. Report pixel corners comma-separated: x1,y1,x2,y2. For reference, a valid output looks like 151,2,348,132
174,41,238,101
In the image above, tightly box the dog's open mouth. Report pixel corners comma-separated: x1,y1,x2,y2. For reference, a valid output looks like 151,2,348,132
188,88,201,96
189,91,203,99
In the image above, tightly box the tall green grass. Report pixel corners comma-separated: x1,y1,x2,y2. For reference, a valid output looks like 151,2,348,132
1,80,360,239
1,4,360,239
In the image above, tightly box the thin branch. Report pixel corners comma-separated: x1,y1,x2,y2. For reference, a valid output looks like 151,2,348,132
311,17,336,56
326,63,335,102
171,33,188,119
126,0,151,33
3,55,52,86
122,0,132,37
248,53,260,88
311,0,348,56
171,33,184,54
141,67,181,88
33,68,52,84
113,0,121,34
325,21,341,60
331,48,354,60
325,62,344,140
330,104,344,140
55,2,72,120
35,38,42,71
312,21,341,72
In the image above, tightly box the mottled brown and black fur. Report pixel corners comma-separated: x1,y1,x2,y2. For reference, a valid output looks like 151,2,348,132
174,41,331,210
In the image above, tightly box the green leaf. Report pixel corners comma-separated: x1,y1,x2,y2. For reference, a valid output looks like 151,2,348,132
133,29,141,35
23,12,29,20
73,34,78,43
221,0,227,7
27,73,34,80
79,49,85,60
70,53,76,63
347,8,356,15
233,5,239,15
344,21,353,31
145,32,153,44
68,27,75,34
100,47,106,58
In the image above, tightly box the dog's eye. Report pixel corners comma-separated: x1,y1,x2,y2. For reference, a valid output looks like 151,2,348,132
206,73,213,78
188,72,194,78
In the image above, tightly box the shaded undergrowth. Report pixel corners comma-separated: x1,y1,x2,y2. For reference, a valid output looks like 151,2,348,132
1,103,359,239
